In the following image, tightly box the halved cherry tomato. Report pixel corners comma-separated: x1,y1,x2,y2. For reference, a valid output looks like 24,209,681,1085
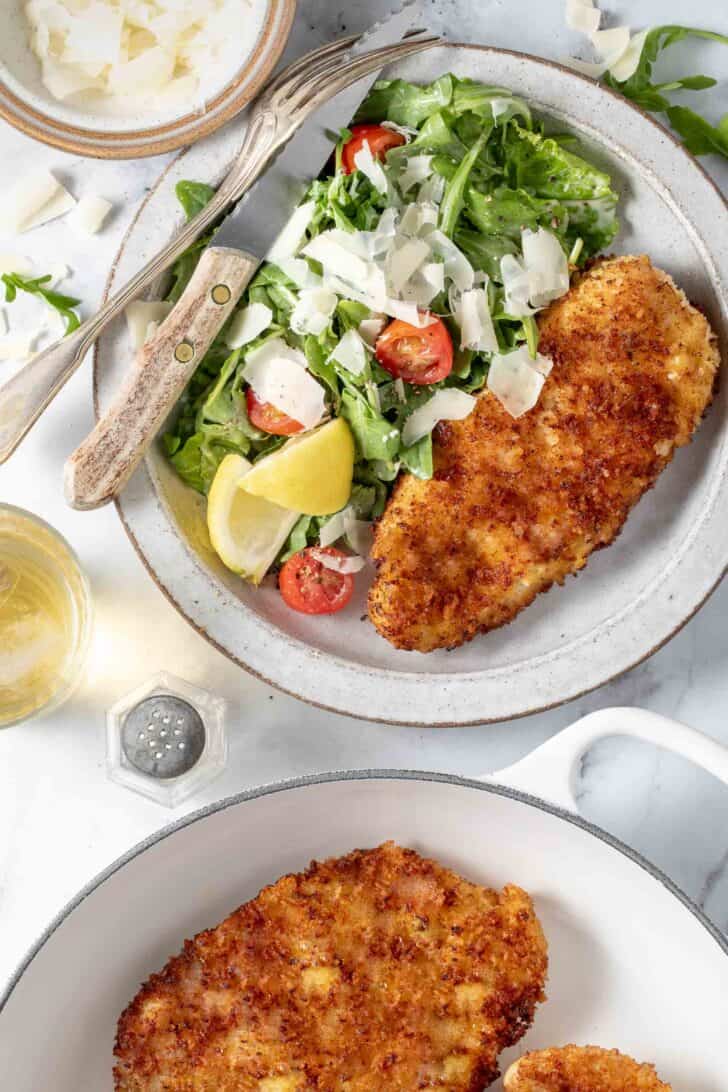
246,388,304,436
279,547,355,615
375,314,454,385
342,123,406,175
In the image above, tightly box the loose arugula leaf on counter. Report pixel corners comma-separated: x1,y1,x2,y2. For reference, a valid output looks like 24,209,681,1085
175,180,217,221
2,273,81,334
605,25,728,160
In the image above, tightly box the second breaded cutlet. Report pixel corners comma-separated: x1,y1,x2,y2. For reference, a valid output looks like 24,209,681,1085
504,1044,672,1091
369,255,719,652
114,841,547,1090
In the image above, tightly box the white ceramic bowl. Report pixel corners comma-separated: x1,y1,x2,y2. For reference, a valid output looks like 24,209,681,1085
0,0,296,157
95,45,728,724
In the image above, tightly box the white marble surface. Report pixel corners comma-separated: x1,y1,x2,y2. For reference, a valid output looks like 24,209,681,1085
1,0,728,994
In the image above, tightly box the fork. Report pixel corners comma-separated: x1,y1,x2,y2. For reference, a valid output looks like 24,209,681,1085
0,32,440,469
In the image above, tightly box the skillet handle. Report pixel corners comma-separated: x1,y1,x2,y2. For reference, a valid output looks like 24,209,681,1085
485,706,728,812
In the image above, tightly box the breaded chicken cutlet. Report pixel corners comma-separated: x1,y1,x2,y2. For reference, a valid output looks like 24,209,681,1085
369,255,719,651
114,841,547,1091
504,1044,672,1091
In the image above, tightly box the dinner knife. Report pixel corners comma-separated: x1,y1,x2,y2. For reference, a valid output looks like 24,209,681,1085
63,6,436,510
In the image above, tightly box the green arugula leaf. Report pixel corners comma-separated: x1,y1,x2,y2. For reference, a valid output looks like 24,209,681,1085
1,273,81,334
605,25,728,160
175,180,216,221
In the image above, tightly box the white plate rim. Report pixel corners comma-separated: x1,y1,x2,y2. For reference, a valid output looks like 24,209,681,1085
2,767,727,1018
95,44,728,726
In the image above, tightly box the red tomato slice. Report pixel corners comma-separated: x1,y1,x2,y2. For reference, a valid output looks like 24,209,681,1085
246,388,304,436
375,314,454,385
279,547,355,615
342,123,406,175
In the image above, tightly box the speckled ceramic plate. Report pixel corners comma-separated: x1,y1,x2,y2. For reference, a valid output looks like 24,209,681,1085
95,45,727,725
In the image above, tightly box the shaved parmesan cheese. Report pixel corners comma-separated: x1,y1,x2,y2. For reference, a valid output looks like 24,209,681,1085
521,228,569,307
399,155,434,194
609,27,649,82
501,253,534,316
245,337,307,370
455,286,498,352
243,353,325,431
276,257,321,290
487,346,553,418
427,230,474,291
385,299,435,327
402,389,476,446
0,254,33,277
267,200,315,262
394,377,406,402
109,46,175,94
418,175,445,205
0,170,72,234
125,300,172,350
565,0,600,34
290,287,337,336
309,548,366,574
590,26,630,61
381,119,418,141
0,335,35,362
358,316,387,347
369,207,399,256
69,194,112,235
226,302,272,349
329,329,367,376
564,56,612,78
303,231,371,287
354,140,388,195
318,506,373,555
387,238,430,294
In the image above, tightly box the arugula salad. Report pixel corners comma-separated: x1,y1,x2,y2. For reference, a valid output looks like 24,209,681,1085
163,74,620,614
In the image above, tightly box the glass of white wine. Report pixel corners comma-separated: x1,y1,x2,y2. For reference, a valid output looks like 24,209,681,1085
0,505,92,728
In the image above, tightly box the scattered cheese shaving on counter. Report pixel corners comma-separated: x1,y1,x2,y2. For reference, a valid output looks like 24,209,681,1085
402,389,477,447
564,0,645,82
0,170,75,234
70,194,113,235
125,300,173,349
565,0,600,33
225,302,272,349
0,255,34,277
487,345,553,418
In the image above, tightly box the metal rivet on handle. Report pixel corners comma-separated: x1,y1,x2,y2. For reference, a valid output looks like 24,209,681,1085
121,696,205,779
211,283,232,305
174,340,195,364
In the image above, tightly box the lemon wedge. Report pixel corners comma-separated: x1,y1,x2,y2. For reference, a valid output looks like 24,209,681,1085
240,418,355,516
207,454,299,584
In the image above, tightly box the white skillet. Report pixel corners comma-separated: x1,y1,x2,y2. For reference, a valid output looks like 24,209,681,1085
95,45,728,726
1,706,727,1089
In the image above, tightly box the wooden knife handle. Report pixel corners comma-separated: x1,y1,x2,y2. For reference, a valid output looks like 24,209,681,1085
64,246,258,510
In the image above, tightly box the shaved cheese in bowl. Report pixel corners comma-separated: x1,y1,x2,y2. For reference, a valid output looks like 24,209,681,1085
225,302,272,349
402,388,476,446
22,0,269,120
487,345,553,418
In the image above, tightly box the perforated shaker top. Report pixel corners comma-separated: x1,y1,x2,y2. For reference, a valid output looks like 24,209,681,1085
121,695,206,779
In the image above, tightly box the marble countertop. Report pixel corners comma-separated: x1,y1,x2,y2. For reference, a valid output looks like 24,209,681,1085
1,0,728,993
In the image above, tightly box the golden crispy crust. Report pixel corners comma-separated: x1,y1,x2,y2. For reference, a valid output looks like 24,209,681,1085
368,256,719,652
114,841,547,1090
504,1044,672,1091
